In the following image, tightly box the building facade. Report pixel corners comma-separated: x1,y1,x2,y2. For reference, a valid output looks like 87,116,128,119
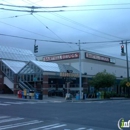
37,50,130,95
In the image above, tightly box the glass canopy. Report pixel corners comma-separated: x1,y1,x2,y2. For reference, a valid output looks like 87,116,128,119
0,45,36,61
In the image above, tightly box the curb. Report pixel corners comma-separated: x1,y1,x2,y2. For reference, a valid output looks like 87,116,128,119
0,95,129,102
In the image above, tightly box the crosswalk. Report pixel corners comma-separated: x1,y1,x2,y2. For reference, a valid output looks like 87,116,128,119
0,101,53,106
0,115,94,130
0,100,128,106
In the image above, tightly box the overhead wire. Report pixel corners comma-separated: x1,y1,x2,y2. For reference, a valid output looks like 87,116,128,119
20,0,128,52
20,0,124,40
51,13,123,40
0,20,58,40
0,13,30,19
32,14,64,41
0,33,74,43
0,2,126,40
32,14,77,50
0,0,129,52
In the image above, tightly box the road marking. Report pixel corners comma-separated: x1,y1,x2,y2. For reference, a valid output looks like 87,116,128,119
0,103,10,106
75,128,86,130
30,123,61,130
0,120,43,130
5,101,38,104
5,102,27,104
0,117,24,123
43,124,66,130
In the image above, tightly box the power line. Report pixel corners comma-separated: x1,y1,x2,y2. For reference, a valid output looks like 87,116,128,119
0,33,126,44
1,1,125,40
1,2,130,9
21,0,123,40
55,8,130,12
58,3,130,7
36,14,114,41
0,33,74,43
32,14,77,51
0,8,63,12
0,13,30,19
52,13,123,40
0,20,58,40
32,14,64,41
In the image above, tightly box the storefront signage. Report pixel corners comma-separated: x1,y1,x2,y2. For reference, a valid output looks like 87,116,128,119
60,72,79,77
43,52,79,61
85,52,110,62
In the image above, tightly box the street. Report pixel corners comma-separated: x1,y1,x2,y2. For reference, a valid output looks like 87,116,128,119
0,98,129,130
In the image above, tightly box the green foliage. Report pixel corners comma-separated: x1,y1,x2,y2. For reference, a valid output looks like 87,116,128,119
120,78,127,88
90,70,116,90
104,92,111,98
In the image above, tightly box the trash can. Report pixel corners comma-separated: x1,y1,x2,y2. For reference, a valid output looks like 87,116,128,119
35,93,39,99
23,89,27,99
38,92,43,100
29,90,34,99
76,93,80,100
83,94,87,100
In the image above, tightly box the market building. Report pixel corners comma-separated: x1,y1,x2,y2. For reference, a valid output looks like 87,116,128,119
37,50,130,95
0,45,79,97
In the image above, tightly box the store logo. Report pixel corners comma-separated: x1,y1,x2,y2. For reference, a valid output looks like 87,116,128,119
118,118,130,130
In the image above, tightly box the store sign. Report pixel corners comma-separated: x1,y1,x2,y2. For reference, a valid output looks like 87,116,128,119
60,72,79,77
43,52,79,61
85,52,110,62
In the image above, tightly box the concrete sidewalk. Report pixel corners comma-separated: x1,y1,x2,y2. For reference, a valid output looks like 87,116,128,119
0,94,129,102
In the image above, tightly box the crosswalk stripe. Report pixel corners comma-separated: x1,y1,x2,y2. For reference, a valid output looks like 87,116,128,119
5,102,27,104
6,102,36,104
0,120,43,130
0,103,10,106
30,123,60,130
75,128,86,130
0,117,24,123
43,124,66,130
0,116,10,119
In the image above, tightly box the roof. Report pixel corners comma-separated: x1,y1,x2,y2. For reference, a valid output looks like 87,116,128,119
0,45,36,61
31,60,60,72
2,60,26,74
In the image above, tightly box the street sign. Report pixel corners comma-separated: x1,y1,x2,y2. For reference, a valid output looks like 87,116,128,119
126,82,130,87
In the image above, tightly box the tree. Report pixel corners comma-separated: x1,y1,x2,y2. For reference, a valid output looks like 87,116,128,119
120,78,127,88
90,70,116,91
120,78,130,97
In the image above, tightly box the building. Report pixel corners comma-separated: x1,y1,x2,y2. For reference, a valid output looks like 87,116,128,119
0,45,79,97
37,50,130,95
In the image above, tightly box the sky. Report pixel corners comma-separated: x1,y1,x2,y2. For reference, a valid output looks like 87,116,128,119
0,0,130,60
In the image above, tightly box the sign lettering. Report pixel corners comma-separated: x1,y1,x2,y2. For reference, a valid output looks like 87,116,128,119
85,52,110,62
43,53,79,61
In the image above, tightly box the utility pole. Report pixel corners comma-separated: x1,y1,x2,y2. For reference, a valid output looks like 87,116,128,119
121,41,130,96
78,40,82,99
121,41,129,81
125,41,129,81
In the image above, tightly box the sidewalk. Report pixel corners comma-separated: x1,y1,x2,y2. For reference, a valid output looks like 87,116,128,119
0,94,129,102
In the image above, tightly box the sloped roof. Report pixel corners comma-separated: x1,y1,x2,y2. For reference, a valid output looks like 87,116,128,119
31,60,60,72
0,45,36,61
2,60,26,74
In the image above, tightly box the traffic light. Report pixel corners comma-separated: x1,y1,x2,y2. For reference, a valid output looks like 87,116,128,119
121,45,124,53
34,45,38,53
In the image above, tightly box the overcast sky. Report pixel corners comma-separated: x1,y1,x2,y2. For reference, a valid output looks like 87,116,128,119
0,0,130,59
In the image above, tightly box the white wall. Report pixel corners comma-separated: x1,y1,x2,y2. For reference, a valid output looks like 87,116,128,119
4,77,14,90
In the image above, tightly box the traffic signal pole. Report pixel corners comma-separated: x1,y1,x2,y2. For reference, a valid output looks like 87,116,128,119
125,41,129,81
78,40,82,99
121,41,129,82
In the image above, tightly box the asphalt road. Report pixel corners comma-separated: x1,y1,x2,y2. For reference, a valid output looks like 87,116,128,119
0,98,129,130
